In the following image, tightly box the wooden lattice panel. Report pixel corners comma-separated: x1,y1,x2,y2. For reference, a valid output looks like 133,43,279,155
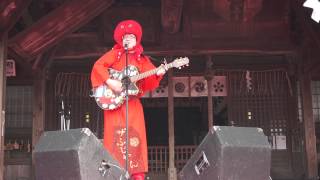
6,86,33,128
216,69,291,150
147,145,196,173
311,81,320,122
53,73,103,137
148,146,168,173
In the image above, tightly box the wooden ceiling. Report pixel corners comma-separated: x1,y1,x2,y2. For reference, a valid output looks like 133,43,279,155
1,0,320,73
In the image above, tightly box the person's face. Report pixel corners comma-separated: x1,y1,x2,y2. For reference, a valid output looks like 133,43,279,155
122,34,137,49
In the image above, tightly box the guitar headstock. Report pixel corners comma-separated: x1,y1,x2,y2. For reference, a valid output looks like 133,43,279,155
172,57,189,69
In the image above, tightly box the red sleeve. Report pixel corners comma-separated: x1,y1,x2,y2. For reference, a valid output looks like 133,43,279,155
90,50,115,88
138,56,163,95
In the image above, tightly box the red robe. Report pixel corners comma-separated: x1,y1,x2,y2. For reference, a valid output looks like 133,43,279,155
91,49,162,174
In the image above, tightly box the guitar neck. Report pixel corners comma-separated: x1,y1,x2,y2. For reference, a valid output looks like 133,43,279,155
130,63,174,82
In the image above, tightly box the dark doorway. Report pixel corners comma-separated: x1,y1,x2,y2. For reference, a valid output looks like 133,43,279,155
144,107,204,146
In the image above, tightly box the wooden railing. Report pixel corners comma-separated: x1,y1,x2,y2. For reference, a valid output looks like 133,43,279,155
148,145,197,173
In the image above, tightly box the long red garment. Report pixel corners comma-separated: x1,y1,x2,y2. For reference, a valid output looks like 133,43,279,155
91,49,162,174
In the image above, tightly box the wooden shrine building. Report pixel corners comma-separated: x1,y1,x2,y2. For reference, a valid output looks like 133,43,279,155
1,0,320,179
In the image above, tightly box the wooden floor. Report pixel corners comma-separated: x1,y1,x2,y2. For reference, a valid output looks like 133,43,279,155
146,173,308,180
146,177,306,180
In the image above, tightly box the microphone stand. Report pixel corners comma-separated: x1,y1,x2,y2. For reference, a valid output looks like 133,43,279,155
124,44,130,178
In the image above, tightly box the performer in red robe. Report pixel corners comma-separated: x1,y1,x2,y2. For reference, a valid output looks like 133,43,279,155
91,20,165,180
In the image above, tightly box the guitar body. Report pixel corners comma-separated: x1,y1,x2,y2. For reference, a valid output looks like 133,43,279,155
91,65,140,110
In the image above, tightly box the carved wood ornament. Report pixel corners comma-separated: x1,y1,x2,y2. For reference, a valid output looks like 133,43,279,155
213,0,262,22
161,0,184,34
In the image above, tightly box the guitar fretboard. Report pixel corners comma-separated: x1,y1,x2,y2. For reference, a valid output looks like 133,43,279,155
130,63,174,82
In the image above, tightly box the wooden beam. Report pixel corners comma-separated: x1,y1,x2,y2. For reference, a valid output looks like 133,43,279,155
31,69,46,179
32,54,43,71
0,0,32,35
293,6,320,175
51,31,295,59
206,55,213,128
300,72,318,179
167,63,177,180
286,73,297,172
0,33,7,180
161,0,183,34
32,45,57,71
31,42,58,179
42,46,58,70
303,49,320,75
8,0,114,61
292,0,320,73
54,47,294,60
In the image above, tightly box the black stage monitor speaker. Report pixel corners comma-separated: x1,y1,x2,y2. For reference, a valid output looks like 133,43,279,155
34,128,128,180
179,126,271,180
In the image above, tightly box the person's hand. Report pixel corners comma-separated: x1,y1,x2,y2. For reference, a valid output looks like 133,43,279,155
106,79,123,93
157,65,167,76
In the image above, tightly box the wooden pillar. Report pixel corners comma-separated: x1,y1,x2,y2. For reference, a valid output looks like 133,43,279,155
206,55,213,129
0,34,7,180
207,78,213,128
300,73,318,179
32,68,46,178
167,67,177,180
286,59,297,171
